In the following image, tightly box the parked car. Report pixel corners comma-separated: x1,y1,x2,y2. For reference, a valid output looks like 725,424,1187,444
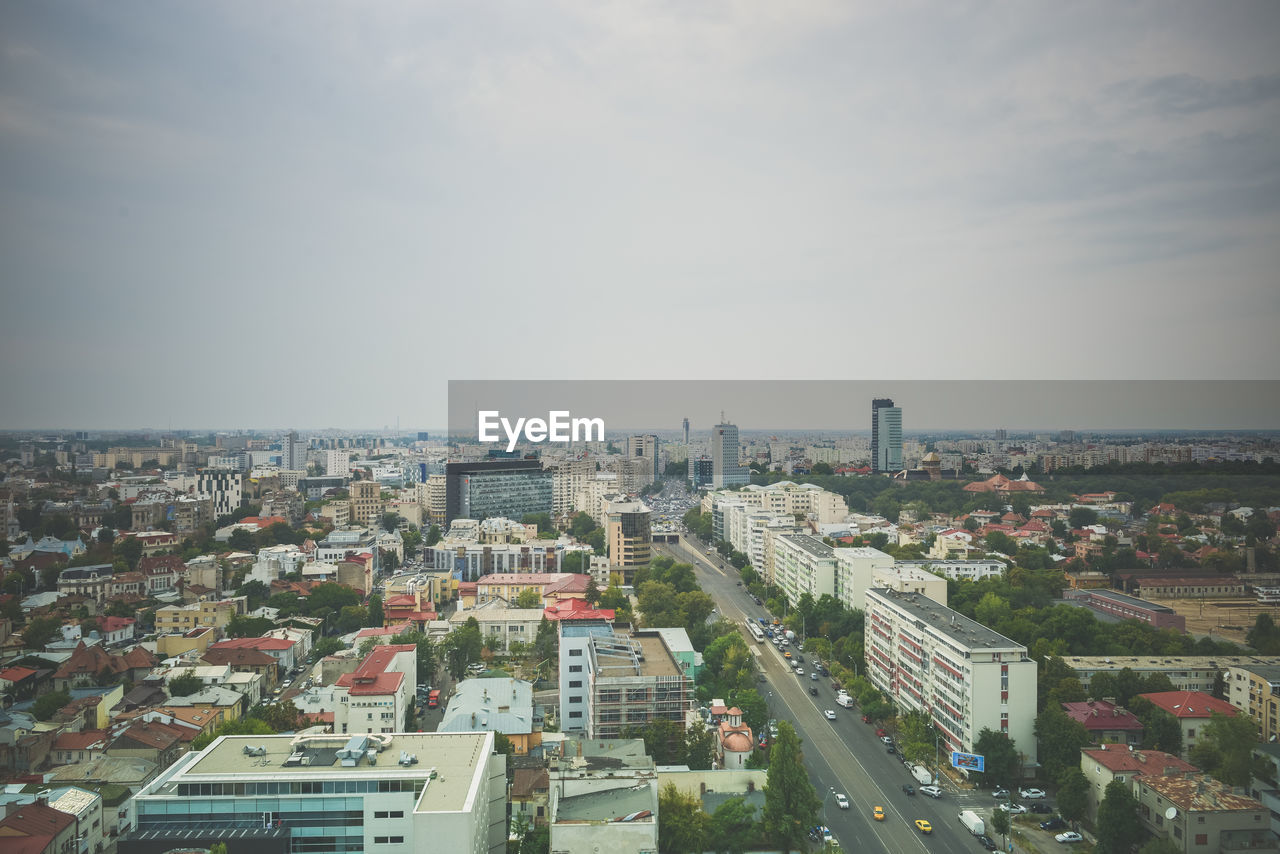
1040,817,1067,831
1055,832,1084,843
1019,787,1047,799
976,834,997,851
998,803,1028,815
886,746,896,754
880,736,894,745
1030,803,1053,814
992,788,1010,799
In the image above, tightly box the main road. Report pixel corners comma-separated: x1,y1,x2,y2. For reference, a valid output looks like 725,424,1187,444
655,536,995,854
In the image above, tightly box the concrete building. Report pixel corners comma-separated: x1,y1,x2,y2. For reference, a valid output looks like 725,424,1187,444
687,457,713,489
772,533,838,604
333,644,418,735
871,398,902,474
1227,663,1280,743
1138,691,1240,758
195,469,242,518
606,499,651,568
1063,699,1145,746
864,588,1038,769
120,732,507,854
1061,656,1280,695
447,603,545,652
445,460,553,525
548,458,596,517
1064,589,1188,633
626,434,659,486
1135,771,1276,854
834,547,941,611
438,677,541,755
1079,744,1196,823
711,421,749,488
348,479,384,526
895,559,1007,582
548,736,658,854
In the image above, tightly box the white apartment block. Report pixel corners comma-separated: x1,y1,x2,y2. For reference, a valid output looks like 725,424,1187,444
896,559,1007,583
833,547,938,611
772,534,839,603
864,588,1037,769
196,469,243,518
549,458,597,516
1061,655,1280,695
325,449,351,475
705,481,849,525
333,644,418,735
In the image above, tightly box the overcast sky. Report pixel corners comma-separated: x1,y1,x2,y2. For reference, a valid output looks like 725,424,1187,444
2,2,1278,431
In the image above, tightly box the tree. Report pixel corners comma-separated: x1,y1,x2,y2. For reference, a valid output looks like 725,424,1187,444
237,579,271,609
709,796,759,854
22,616,62,651
226,614,276,638
391,630,437,684
971,729,1021,789
659,782,708,854
1188,711,1263,787
367,594,384,627
1069,506,1100,528
211,844,229,854
311,637,347,661
515,824,549,854
1034,706,1091,783
584,577,601,606
114,535,144,568
191,716,276,751
228,528,254,551
1130,696,1183,754
380,512,400,532
424,524,442,547
684,726,717,771
32,689,71,721
493,732,516,756
443,618,483,679
1056,768,1090,823
569,512,598,539
1139,840,1183,854
988,806,1010,849
514,588,543,609
561,551,589,574
168,669,204,697
762,721,820,853
1096,779,1144,854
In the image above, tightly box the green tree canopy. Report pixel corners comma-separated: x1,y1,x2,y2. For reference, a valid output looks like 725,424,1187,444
659,782,709,854
1188,711,1264,787
168,669,204,697
762,721,820,854
514,588,543,609
971,729,1021,789
1096,778,1144,854
32,689,71,721
1056,768,1090,823
1034,706,1091,783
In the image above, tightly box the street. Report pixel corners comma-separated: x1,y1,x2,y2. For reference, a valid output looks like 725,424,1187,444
657,537,1005,854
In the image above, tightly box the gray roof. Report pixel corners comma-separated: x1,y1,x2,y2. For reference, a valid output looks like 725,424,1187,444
869,588,1027,652
555,782,656,822
439,677,535,735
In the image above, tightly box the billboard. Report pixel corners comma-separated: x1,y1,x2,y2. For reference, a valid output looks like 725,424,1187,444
951,751,985,772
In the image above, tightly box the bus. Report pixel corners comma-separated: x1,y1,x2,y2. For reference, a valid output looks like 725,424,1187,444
427,689,441,709
748,623,765,643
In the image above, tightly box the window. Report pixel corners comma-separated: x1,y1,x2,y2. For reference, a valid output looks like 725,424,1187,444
1187,728,1196,738
569,665,582,673
569,680,582,688
570,696,582,703
569,649,583,656
1195,834,1207,845
569,711,582,718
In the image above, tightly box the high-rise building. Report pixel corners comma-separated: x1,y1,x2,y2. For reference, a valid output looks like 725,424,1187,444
444,460,553,524
682,417,690,445
688,457,714,489
627,434,659,485
349,479,384,525
871,399,902,473
711,421,749,488
606,499,651,567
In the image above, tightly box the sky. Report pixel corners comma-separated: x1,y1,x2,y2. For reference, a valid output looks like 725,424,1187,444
1,2,1278,431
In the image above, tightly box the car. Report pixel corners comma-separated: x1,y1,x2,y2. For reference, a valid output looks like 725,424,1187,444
784,651,792,659
735,580,741,586
886,746,896,754
901,784,915,796
835,793,849,809
872,806,885,821
919,785,942,798
754,596,762,604
824,709,837,720
880,735,893,745
1020,787,1047,799
1040,817,1067,831
914,819,932,834
876,728,888,737
998,803,1028,814
810,672,818,681
794,654,804,663
1030,803,1053,814
992,788,1010,799
282,680,292,689
795,667,804,676
1055,831,1084,843
810,686,819,696
976,834,998,851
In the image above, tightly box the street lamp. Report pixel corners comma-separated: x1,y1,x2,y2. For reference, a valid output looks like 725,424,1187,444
822,786,836,826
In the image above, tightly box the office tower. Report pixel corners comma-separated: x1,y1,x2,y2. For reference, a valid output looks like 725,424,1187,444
444,459,553,523
682,417,689,445
627,434,659,485
688,457,714,489
606,499,651,567
711,420,749,488
871,399,902,474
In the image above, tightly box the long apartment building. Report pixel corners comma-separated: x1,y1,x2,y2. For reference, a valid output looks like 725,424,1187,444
770,535,937,613
1061,655,1280,695
864,588,1037,768
121,732,507,854
559,620,696,739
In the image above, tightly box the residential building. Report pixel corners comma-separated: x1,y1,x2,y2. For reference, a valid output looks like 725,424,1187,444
834,547,938,612
56,564,114,604
711,421,749,488
548,736,658,854
325,449,351,476
1063,699,1145,746
121,732,507,854
567,628,696,739
0,799,77,854
773,533,839,604
333,644,417,735
606,499,651,568
473,572,588,605
154,597,247,634
626,434,659,486
195,469,242,518
871,398,902,474
348,479,384,526
864,588,1038,769
1138,691,1241,758
447,603,544,651
1135,771,1276,853
1062,656,1280,695
425,537,567,581
688,457,714,489
444,460,553,524
438,677,541,755
895,559,1006,582
1226,664,1280,743
1080,744,1196,823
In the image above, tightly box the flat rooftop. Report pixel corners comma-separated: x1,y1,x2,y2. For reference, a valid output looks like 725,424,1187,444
1061,655,1280,671
555,782,656,823
779,534,835,559
167,733,491,813
869,589,1025,651
1084,589,1176,614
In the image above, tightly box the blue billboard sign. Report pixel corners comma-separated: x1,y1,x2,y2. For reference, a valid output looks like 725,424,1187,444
951,751,985,772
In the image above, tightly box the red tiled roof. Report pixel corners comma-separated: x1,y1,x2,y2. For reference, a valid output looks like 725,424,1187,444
1062,700,1144,731
0,802,75,843
336,643,414,696
212,637,294,650
543,598,615,622
1138,691,1237,719
98,616,136,633
0,666,38,682
53,729,109,751
1083,743,1197,775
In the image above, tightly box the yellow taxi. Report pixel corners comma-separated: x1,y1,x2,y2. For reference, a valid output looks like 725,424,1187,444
915,819,932,834
873,806,885,821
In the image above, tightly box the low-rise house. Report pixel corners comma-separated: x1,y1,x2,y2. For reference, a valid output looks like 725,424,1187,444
207,636,298,673
55,564,113,604
511,766,551,828
200,645,280,692
1136,771,1277,853
0,799,77,854
1063,699,1145,746
52,643,155,692
50,729,110,765
1138,691,1241,758
1080,744,1199,823
438,677,541,755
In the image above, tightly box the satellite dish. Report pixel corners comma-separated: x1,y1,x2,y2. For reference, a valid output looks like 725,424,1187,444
1165,807,1178,820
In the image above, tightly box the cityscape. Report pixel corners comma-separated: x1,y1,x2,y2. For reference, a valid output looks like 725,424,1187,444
2,3,1277,854
0,394,1278,854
